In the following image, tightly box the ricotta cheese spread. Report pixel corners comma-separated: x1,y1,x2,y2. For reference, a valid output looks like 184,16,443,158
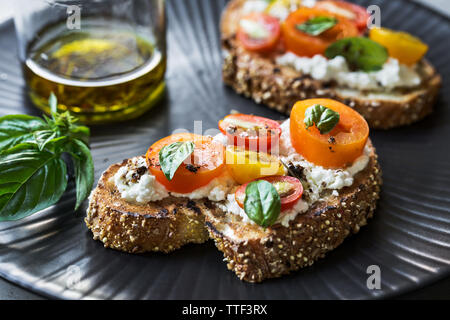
113,157,236,204
276,53,421,91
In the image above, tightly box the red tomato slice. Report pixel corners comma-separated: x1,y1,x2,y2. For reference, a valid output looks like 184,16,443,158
237,12,281,53
235,176,303,212
218,114,282,153
146,133,225,193
314,0,370,32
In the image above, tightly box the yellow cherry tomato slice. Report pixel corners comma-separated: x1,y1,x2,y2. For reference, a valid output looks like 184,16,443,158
369,27,428,65
225,146,286,184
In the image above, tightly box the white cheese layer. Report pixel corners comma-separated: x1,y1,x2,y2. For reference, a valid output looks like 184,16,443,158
241,0,269,15
114,157,169,203
113,157,236,204
276,53,421,91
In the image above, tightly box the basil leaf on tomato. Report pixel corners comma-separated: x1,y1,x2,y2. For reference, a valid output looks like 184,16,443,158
296,16,338,36
325,37,388,72
304,104,340,135
159,141,195,181
244,180,281,228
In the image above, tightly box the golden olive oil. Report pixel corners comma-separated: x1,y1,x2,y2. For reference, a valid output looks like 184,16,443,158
24,18,166,124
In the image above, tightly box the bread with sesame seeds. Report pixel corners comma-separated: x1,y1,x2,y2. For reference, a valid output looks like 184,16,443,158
203,141,382,283
85,142,382,282
85,159,210,253
220,0,441,129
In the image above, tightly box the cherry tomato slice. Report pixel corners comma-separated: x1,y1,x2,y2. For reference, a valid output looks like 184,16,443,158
218,114,282,152
146,133,225,193
237,12,281,53
369,27,428,65
290,99,369,168
225,146,286,184
315,0,370,33
235,176,303,212
282,8,359,57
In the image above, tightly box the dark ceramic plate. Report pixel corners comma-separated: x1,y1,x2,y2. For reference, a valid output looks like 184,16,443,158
0,0,449,299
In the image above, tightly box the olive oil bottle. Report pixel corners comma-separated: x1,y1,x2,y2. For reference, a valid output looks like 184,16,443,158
23,17,166,124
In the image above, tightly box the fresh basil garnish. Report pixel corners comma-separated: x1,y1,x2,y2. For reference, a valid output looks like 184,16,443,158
296,16,338,36
0,144,68,221
325,37,389,72
304,104,340,135
0,94,94,221
159,141,195,181
244,180,281,228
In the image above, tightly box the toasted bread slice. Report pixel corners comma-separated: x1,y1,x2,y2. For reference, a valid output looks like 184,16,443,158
203,141,381,282
86,144,381,282
85,159,210,253
221,0,442,129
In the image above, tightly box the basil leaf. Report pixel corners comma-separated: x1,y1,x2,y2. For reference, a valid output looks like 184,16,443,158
63,139,94,210
304,104,340,134
159,141,195,181
244,180,281,228
296,16,338,36
33,129,58,151
0,115,49,151
0,144,68,221
68,125,90,146
325,37,388,72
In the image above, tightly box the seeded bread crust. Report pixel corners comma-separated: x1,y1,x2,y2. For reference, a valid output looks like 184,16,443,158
85,160,210,253
87,143,381,282
221,0,442,129
203,141,382,282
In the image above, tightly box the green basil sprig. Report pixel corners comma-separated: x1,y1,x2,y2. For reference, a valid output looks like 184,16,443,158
0,93,94,221
244,180,281,228
304,104,340,134
159,141,195,181
296,16,338,36
325,37,388,72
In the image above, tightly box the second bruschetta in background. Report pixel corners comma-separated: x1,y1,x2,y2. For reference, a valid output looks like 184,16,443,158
221,0,441,129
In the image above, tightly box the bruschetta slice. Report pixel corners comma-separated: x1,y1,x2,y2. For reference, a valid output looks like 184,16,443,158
221,0,441,129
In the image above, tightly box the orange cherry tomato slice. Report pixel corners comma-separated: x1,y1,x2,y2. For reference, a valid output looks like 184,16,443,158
314,0,369,33
237,12,281,53
218,114,281,152
146,133,225,193
290,99,369,168
282,8,359,57
235,176,303,212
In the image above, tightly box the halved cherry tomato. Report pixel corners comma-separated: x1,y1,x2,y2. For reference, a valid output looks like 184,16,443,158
235,176,303,212
314,0,369,33
369,27,428,65
218,114,282,152
146,133,225,193
282,8,359,57
237,12,281,53
225,146,286,184
290,99,369,168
